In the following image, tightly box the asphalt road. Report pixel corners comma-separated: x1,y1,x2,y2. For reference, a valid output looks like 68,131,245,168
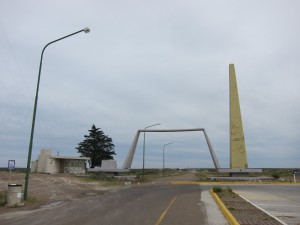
0,184,210,225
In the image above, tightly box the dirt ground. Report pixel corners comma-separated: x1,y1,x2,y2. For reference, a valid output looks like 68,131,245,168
0,171,117,212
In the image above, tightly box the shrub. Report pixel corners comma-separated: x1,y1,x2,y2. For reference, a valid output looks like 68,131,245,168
272,173,280,179
226,187,233,193
212,185,222,193
0,191,7,207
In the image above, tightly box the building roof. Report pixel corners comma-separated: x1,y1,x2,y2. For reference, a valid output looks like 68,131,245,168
50,156,90,160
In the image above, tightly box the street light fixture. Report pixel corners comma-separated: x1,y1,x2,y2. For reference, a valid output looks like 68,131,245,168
142,123,161,177
23,27,90,200
163,142,173,176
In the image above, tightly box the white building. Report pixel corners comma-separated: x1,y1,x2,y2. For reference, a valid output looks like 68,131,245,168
31,149,89,174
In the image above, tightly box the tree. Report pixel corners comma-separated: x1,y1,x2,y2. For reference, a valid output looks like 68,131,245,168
76,124,116,168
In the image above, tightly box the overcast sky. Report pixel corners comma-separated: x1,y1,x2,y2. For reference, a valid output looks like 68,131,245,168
0,0,299,169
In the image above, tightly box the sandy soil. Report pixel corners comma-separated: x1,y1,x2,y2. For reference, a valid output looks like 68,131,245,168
0,172,114,212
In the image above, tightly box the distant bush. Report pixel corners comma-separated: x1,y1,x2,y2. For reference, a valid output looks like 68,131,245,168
226,187,233,193
263,169,293,178
212,186,222,193
0,191,7,207
87,172,114,181
272,173,280,179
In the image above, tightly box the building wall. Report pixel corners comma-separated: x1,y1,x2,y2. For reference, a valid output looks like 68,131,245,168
102,160,117,169
46,158,61,174
31,160,38,173
37,149,51,173
64,160,86,174
32,149,88,174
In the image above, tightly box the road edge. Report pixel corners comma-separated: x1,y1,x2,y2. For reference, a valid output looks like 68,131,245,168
209,189,240,225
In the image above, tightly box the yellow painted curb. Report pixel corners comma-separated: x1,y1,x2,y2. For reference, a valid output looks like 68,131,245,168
209,189,240,225
170,181,300,185
170,181,200,185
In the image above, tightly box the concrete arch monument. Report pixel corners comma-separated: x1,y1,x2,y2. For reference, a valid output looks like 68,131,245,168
122,128,221,171
121,64,261,175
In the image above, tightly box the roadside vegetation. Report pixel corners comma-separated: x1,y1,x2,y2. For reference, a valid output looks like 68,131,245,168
197,169,228,181
81,172,124,186
126,168,187,183
76,124,116,168
0,191,7,206
262,168,297,181
0,168,27,173
80,169,188,185
197,168,298,182
42,168,300,185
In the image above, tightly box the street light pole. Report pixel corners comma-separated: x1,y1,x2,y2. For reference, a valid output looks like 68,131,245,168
163,142,172,176
23,27,90,200
142,123,160,177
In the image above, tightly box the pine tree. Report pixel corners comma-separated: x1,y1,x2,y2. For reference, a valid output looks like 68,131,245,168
76,124,116,168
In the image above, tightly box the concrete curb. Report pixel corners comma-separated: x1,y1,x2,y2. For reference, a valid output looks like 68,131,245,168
209,189,240,225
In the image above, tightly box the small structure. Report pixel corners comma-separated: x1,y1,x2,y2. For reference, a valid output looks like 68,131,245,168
7,184,23,207
101,160,117,170
87,160,129,176
31,149,89,174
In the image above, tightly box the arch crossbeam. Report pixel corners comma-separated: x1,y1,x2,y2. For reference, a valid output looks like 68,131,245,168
122,128,221,171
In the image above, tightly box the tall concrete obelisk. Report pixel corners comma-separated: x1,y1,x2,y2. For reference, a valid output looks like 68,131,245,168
229,64,248,169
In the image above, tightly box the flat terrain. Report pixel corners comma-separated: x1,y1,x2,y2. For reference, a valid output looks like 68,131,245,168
1,172,299,225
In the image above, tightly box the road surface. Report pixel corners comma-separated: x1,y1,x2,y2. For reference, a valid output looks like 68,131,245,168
5,172,299,225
